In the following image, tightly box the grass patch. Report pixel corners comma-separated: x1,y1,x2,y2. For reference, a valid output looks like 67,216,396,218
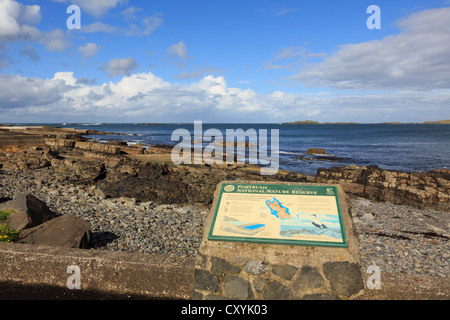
0,209,15,221
0,209,19,242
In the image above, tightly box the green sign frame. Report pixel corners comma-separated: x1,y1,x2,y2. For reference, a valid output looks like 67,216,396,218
208,183,348,248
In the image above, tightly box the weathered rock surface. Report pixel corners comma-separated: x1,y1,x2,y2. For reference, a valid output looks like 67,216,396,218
18,214,91,249
0,193,55,230
316,165,450,212
306,148,327,155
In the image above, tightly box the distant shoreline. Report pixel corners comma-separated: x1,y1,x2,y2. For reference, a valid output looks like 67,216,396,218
282,119,450,125
2,120,450,126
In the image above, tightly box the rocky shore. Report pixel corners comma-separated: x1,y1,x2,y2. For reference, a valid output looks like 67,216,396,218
0,126,448,285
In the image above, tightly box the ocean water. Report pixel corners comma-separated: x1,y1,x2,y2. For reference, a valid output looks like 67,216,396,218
13,123,450,176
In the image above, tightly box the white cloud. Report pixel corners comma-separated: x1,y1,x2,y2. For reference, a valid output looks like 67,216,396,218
2,71,449,123
168,41,190,59
290,7,450,91
0,0,41,41
124,14,163,37
39,29,71,52
0,1,70,53
265,45,326,70
79,22,118,34
78,42,101,59
100,57,137,78
55,0,126,16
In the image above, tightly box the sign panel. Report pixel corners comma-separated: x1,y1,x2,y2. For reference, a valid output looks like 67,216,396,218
208,183,347,248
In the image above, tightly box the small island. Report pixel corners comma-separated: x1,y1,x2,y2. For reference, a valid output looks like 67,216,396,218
282,120,359,125
423,120,450,124
282,119,450,125
282,120,321,125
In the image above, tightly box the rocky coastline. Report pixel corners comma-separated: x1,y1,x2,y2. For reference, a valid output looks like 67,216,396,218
0,126,448,285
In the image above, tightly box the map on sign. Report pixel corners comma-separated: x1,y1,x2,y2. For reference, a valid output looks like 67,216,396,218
208,183,347,248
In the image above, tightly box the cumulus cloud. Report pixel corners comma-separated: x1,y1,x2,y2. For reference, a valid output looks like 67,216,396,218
0,0,41,42
290,7,450,91
78,42,101,59
0,0,70,53
2,71,449,123
100,57,137,78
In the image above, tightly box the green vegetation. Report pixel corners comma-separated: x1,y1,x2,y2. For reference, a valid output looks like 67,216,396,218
0,209,19,243
0,209,15,221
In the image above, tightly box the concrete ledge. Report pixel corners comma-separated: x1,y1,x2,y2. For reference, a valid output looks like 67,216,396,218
0,242,194,299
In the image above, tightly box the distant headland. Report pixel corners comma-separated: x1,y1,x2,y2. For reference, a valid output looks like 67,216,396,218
282,119,450,125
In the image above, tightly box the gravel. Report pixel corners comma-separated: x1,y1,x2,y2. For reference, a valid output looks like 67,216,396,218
350,195,449,278
1,168,448,278
0,169,208,257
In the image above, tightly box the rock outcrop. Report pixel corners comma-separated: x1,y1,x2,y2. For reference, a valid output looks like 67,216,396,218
316,165,450,212
0,193,91,249
0,193,55,230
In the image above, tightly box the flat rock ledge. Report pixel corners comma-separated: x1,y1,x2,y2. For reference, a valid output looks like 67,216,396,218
316,165,450,212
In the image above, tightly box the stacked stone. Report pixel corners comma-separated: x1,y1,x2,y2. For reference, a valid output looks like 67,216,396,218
194,254,364,300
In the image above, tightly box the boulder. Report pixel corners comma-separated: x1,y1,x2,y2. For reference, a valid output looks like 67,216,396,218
0,193,55,230
18,214,91,249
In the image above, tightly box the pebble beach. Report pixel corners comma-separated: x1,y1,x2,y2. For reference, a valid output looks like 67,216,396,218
1,167,448,279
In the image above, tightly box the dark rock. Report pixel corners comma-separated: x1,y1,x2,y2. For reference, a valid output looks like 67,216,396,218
18,214,91,249
252,277,268,293
223,275,254,300
262,281,293,300
292,266,325,292
97,162,206,205
0,193,55,230
107,141,128,146
194,269,219,293
211,257,241,276
272,264,298,281
322,261,364,298
302,293,338,300
205,294,230,300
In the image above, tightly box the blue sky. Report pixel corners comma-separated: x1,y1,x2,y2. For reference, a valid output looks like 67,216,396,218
1,0,450,123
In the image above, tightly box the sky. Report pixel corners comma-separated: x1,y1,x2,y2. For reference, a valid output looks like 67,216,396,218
0,0,450,123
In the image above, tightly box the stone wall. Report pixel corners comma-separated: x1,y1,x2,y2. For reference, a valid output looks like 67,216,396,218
316,165,450,212
0,242,194,299
194,181,364,300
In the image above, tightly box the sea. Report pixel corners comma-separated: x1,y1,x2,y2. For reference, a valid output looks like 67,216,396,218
12,123,450,176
